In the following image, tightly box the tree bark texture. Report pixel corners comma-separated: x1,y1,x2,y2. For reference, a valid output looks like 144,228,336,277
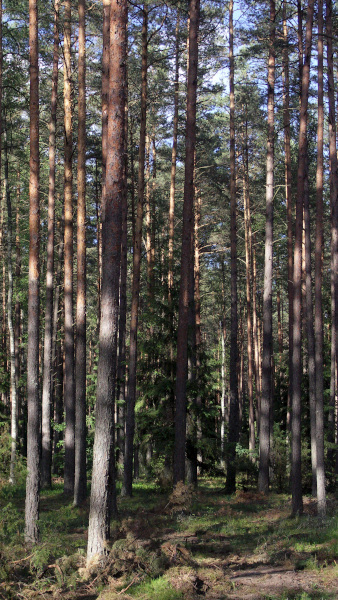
74,0,87,507
25,0,40,544
41,0,59,490
282,0,293,439
258,0,275,495
87,0,127,562
226,0,238,494
123,5,148,497
315,0,326,516
63,0,75,497
291,0,314,516
173,0,200,485
5,131,17,485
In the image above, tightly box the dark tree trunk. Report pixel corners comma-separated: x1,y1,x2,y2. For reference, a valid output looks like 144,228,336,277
123,5,148,497
326,0,338,487
41,0,59,490
258,0,275,495
74,0,87,507
291,0,314,517
173,0,200,485
226,0,238,494
282,0,293,441
25,0,40,544
87,0,127,562
315,0,326,516
63,0,75,497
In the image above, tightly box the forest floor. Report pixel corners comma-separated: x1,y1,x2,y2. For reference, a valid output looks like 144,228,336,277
0,478,337,600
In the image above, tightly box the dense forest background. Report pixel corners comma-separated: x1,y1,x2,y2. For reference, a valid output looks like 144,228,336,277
0,0,337,564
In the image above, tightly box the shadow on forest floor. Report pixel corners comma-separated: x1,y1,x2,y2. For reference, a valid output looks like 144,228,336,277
0,479,337,600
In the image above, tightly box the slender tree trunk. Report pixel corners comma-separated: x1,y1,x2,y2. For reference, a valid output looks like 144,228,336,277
25,0,40,544
304,149,317,497
291,0,314,516
194,191,202,471
74,0,87,506
52,221,64,471
123,5,148,497
4,132,17,485
168,11,180,318
220,320,226,464
315,0,326,516
87,0,127,562
173,0,200,485
258,0,275,494
252,234,261,435
282,0,293,440
41,0,59,489
116,79,128,469
243,133,255,459
15,175,21,452
226,0,238,494
326,0,338,487
63,0,75,496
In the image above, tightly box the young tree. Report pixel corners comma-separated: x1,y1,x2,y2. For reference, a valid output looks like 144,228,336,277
87,0,127,561
25,0,40,544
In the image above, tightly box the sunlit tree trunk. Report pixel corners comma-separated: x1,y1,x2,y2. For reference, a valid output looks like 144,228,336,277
87,0,127,562
5,131,17,485
258,0,275,494
123,5,148,497
291,0,314,517
41,0,59,489
74,0,87,506
63,0,75,497
173,0,200,485
282,0,293,439
226,0,238,494
243,128,255,458
315,0,326,516
25,0,40,544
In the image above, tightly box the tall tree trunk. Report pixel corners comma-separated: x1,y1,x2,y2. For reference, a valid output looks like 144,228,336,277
41,0,59,490
258,0,275,494
63,0,75,496
226,0,238,494
74,0,87,506
25,0,40,544
173,0,200,485
116,76,128,469
52,221,64,471
123,5,148,497
315,0,326,516
282,0,293,439
326,0,338,487
304,153,317,497
291,0,314,516
252,233,261,435
87,0,127,562
5,132,17,485
168,11,180,316
15,174,21,452
243,129,255,458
